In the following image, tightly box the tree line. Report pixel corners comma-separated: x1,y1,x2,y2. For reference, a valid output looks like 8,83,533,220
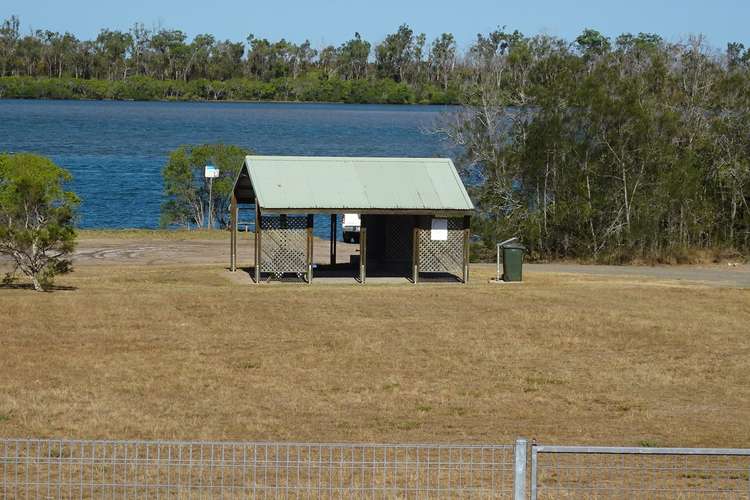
444,29,750,262
0,17,461,103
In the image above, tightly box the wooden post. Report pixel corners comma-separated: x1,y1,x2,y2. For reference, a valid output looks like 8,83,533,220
330,214,337,265
412,224,419,284
359,222,367,284
463,215,471,283
230,193,237,272
307,214,314,284
254,201,261,284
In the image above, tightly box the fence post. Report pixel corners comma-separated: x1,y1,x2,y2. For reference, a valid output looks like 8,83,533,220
530,444,537,500
514,438,527,500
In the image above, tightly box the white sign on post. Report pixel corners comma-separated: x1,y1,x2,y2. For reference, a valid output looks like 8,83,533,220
204,165,220,178
431,218,448,241
204,165,220,230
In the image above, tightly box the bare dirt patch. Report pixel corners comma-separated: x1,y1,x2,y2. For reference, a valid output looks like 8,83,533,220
71,230,359,267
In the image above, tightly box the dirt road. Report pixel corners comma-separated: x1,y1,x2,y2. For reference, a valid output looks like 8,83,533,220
72,234,359,267
61,234,750,288
525,262,750,288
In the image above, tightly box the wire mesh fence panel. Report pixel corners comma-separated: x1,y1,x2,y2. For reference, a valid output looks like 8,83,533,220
1,439,515,499
532,446,750,499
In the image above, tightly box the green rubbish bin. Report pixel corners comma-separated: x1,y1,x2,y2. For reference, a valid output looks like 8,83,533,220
502,242,526,282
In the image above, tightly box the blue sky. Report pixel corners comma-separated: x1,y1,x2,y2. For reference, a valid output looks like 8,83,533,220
6,0,749,50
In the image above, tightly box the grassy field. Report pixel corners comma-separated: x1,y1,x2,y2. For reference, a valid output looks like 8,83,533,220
1,260,749,447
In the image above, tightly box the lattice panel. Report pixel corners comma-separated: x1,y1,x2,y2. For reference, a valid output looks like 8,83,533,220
418,218,465,275
384,217,413,262
260,215,308,277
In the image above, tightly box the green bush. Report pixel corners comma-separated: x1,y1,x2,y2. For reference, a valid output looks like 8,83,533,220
0,76,457,104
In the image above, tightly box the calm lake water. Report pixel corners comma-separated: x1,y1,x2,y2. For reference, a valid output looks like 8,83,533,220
0,99,454,237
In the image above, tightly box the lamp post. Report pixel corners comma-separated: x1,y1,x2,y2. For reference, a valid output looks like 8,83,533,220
204,164,220,230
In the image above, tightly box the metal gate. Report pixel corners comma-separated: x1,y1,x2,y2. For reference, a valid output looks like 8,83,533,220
531,445,750,499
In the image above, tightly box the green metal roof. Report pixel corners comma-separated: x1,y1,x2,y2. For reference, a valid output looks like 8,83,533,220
233,156,474,214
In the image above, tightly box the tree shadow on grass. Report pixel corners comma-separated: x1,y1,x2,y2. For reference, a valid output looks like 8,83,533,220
0,283,77,292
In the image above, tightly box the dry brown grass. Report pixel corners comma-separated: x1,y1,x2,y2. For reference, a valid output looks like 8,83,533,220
1,262,748,448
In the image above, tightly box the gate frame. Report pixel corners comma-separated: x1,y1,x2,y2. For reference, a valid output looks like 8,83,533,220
530,444,750,500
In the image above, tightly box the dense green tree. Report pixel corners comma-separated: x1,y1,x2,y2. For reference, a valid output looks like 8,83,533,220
186,34,215,80
160,144,250,229
209,40,244,80
0,153,79,291
337,33,370,80
245,35,272,79
575,29,611,57
375,24,417,82
150,29,188,80
94,29,132,80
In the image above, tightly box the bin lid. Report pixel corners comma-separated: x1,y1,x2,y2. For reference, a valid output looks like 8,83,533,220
502,242,526,251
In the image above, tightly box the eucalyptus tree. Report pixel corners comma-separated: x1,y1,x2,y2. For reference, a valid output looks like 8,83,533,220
150,29,188,80
291,40,316,78
71,40,95,78
245,35,273,79
16,33,43,76
318,45,338,77
209,40,244,80
429,33,456,90
39,31,79,78
411,33,427,84
128,23,152,77
186,34,215,80
95,29,132,79
376,24,416,82
0,15,20,76
337,33,370,79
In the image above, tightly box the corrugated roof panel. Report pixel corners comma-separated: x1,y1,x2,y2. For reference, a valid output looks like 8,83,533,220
427,160,474,210
239,156,474,212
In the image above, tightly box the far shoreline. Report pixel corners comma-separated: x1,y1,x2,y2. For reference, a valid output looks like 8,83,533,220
0,75,460,106
0,96,458,107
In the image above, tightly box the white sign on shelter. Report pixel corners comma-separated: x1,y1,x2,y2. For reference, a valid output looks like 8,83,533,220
431,218,448,241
